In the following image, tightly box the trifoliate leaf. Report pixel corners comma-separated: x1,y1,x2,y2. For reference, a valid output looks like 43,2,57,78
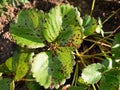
112,32,120,60
81,63,104,84
83,15,97,36
31,47,74,89
10,9,45,48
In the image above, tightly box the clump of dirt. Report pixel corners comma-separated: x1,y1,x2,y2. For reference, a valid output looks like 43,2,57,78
0,5,18,64
93,0,120,31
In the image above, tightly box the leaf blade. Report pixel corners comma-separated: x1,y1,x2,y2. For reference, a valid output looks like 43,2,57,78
10,9,45,48
31,47,74,89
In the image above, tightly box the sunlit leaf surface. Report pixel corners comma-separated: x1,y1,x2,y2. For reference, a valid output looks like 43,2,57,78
10,10,45,48
43,4,83,46
82,63,104,84
31,47,74,89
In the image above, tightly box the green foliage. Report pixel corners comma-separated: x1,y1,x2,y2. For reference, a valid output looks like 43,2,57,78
82,15,97,36
112,32,120,60
25,75,43,90
81,63,105,84
31,47,74,88
68,86,86,90
96,17,104,36
43,4,83,49
100,68,120,90
14,48,32,81
0,0,28,5
9,4,84,89
1,3,119,90
10,10,45,48
0,78,14,90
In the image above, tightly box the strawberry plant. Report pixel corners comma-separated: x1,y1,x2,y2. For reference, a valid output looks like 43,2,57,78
0,3,120,90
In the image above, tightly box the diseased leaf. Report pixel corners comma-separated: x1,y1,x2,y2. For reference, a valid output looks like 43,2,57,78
58,25,83,50
10,9,45,48
81,63,105,84
42,4,83,44
42,5,62,42
31,47,74,89
83,15,97,36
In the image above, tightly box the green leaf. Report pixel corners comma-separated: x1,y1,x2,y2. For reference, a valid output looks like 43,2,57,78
10,80,15,90
100,68,120,90
26,81,44,90
58,25,83,50
42,5,62,42
78,77,88,87
14,48,33,81
31,47,74,89
42,4,83,44
96,17,104,37
10,9,45,48
17,0,29,3
112,32,120,60
68,86,86,90
5,47,32,81
5,47,22,72
0,0,10,5
26,75,43,90
0,63,11,74
0,78,13,90
83,15,97,36
102,58,113,70
81,63,104,84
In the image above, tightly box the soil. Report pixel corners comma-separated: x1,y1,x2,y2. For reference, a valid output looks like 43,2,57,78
0,0,120,90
